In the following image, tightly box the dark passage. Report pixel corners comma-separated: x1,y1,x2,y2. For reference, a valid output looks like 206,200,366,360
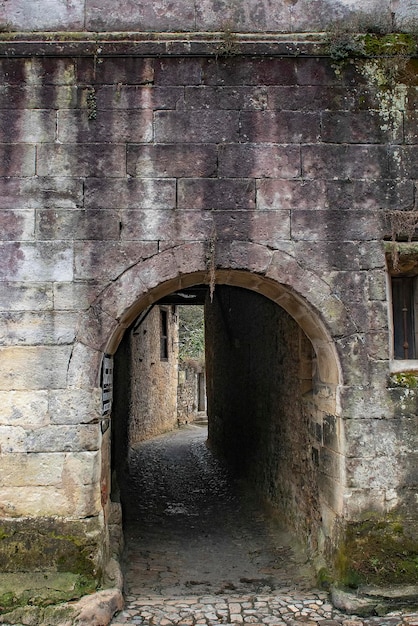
120,425,314,597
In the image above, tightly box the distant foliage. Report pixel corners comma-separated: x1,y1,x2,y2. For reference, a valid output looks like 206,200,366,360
178,305,205,362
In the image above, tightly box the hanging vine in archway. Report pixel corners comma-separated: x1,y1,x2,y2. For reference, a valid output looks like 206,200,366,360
207,225,217,302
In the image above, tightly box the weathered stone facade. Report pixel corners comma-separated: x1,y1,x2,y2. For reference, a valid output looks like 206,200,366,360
123,305,179,445
1,0,418,605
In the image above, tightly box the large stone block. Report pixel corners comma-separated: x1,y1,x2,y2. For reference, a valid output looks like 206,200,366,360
367,300,389,331
177,178,255,210
0,242,73,282
49,388,101,425
153,58,203,85
75,306,118,353
346,456,403,490
94,85,184,110
215,240,273,274
86,0,195,31
57,110,153,143
240,111,320,143
0,145,35,176
195,0,291,31
296,57,360,86
120,209,212,241
127,144,217,178
0,516,102,576
84,178,176,209
66,343,103,388
185,86,268,111
0,391,49,427
26,58,77,86
0,85,80,110
213,210,290,244
267,85,354,111
0,210,35,241
0,110,55,143
23,424,100,454
218,144,300,179
53,282,102,312
77,57,154,85
344,417,416,459
64,451,101,485
0,177,83,210
325,179,413,210
388,146,418,179
36,209,120,241
257,180,326,210
154,110,240,143
0,59,29,86
291,210,383,242
0,282,53,312
368,271,387,301
321,111,403,144
0,453,66,487
294,241,385,272
326,271,367,304
1,0,85,31
74,241,158,280
0,484,101,517
37,144,126,177
0,346,72,390
0,311,77,345
340,385,393,420
293,0,389,33
335,335,371,386
302,145,390,179
201,58,296,86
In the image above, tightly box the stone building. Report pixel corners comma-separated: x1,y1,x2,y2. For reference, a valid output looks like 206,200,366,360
114,304,180,450
1,0,418,611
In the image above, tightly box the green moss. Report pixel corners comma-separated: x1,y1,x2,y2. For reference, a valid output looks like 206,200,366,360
390,372,418,388
335,516,418,588
317,567,334,590
363,33,417,57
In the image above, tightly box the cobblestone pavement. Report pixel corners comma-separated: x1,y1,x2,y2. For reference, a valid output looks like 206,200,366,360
111,591,418,625
111,426,418,626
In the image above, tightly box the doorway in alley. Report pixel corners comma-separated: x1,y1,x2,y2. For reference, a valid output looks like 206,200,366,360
110,279,342,594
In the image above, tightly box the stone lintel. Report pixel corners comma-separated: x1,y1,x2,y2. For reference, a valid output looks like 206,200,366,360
0,32,333,58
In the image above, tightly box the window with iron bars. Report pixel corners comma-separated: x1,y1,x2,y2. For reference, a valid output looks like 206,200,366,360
391,275,418,359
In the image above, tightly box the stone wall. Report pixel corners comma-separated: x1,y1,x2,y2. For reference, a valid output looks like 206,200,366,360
0,0,414,33
128,306,179,444
177,361,205,424
205,286,340,555
1,27,418,587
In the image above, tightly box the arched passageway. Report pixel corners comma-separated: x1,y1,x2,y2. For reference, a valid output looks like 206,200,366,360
102,266,343,585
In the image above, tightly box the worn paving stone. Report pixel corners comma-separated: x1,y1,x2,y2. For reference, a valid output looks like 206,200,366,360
110,428,418,626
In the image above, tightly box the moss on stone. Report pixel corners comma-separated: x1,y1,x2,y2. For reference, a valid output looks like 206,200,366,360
363,33,417,57
0,572,98,615
317,566,334,589
335,516,418,588
0,517,102,614
390,372,418,388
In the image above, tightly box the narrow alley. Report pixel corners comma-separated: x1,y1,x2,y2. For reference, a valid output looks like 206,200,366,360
110,426,418,626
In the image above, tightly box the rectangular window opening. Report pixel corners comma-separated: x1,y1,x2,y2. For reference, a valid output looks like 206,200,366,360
391,275,418,359
160,308,169,360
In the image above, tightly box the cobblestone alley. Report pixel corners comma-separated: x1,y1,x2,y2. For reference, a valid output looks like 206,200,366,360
110,426,418,626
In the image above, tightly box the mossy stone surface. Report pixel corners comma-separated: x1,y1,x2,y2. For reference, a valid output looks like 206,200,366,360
0,517,102,577
0,517,102,613
0,572,96,615
336,517,418,588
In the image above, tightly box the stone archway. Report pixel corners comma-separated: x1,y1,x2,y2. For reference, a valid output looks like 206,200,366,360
69,241,346,568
